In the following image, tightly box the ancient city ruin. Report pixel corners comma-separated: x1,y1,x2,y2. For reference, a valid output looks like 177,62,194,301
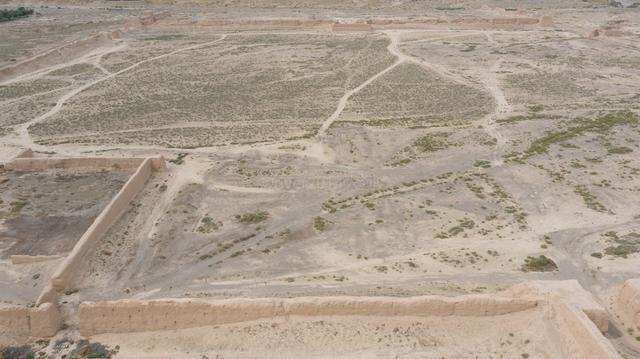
1,0,640,357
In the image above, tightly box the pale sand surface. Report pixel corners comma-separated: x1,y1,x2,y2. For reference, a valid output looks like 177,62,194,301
94,310,562,359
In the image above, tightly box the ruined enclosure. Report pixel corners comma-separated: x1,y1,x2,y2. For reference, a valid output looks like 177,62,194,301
1,1,640,358
0,166,130,305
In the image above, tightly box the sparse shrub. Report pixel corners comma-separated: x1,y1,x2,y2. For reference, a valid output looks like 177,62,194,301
0,7,34,22
196,214,221,233
313,217,328,232
474,160,491,168
522,255,558,272
1,345,35,359
607,146,633,154
235,211,269,224
169,153,187,165
508,111,638,160
574,185,608,213
412,134,449,152
528,104,544,113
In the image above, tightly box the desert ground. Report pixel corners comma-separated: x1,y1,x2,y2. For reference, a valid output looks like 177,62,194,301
1,0,640,358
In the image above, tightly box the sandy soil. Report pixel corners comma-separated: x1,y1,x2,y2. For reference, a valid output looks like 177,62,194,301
1,1,640,356
93,309,562,359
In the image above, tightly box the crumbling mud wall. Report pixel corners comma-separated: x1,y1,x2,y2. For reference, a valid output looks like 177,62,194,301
78,295,538,335
0,303,61,339
10,255,62,265
546,301,621,359
368,16,553,30
0,148,33,169
505,279,609,332
50,158,162,292
0,31,121,84
1,152,166,340
332,23,373,32
162,15,552,31
618,278,640,330
126,10,171,27
194,18,329,29
4,156,156,171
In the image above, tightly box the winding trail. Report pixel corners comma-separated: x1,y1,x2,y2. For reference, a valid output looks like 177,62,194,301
317,30,482,138
10,35,228,151
479,58,510,167
317,35,403,137
384,30,480,89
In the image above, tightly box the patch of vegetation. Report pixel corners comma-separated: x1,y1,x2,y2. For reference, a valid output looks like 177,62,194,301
574,185,609,213
474,160,491,169
199,233,256,260
507,111,638,160
460,44,477,52
313,217,328,232
413,133,449,152
322,200,337,213
375,265,388,273
1,345,35,359
522,255,558,272
168,153,188,165
143,34,187,41
235,211,269,224
230,250,247,258
603,232,640,258
196,214,221,233
496,113,559,124
67,340,119,359
387,133,451,167
436,218,475,238
0,7,34,22
528,104,544,113
0,200,29,220
607,146,633,154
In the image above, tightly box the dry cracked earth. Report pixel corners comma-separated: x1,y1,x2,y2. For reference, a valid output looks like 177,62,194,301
1,0,640,358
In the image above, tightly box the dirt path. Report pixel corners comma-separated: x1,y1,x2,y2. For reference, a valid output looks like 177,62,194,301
317,34,403,137
0,44,125,87
384,30,481,89
479,59,510,166
473,32,510,166
5,35,228,152
316,30,484,138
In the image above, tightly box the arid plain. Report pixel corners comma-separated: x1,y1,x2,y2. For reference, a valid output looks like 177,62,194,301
1,0,640,358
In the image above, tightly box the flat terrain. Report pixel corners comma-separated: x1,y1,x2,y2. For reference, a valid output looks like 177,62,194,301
1,0,640,357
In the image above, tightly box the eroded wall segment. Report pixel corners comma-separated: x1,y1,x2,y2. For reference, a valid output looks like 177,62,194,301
50,158,162,292
78,295,538,336
618,278,640,331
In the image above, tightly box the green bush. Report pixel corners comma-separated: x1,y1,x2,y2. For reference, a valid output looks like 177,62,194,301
0,7,33,22
607,146,633,154
522,255,558,272
313,217,328,232
235,211,269,224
